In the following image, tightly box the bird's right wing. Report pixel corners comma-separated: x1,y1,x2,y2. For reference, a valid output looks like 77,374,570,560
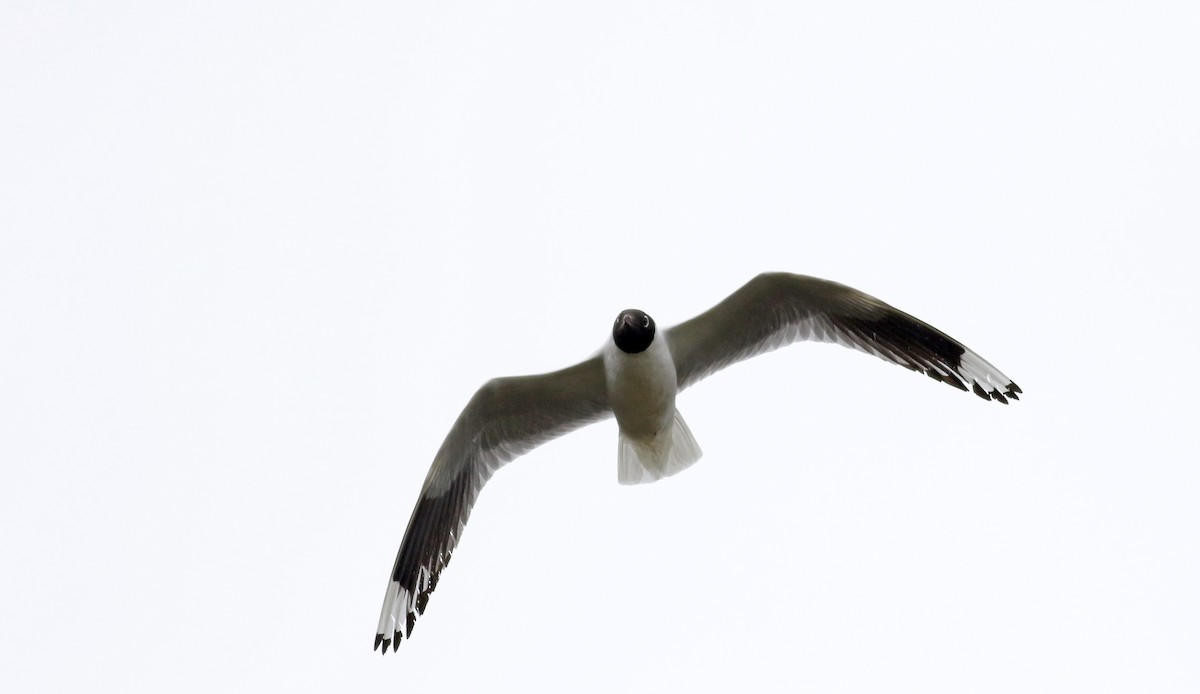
375,356,611,652
666,272,1020,401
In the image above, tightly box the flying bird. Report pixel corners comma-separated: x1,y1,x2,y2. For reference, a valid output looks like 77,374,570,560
374,272,1020,652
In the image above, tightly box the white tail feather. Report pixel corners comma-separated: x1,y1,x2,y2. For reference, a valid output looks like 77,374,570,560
617,409,703,485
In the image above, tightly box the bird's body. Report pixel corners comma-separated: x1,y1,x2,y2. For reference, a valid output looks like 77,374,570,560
374,272,1021,652
604,319,676,442
603,312,704,484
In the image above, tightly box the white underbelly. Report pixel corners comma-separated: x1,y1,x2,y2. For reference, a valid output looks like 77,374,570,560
603,335,678,440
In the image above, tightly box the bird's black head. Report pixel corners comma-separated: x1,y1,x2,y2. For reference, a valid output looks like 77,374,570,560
612,309,656,354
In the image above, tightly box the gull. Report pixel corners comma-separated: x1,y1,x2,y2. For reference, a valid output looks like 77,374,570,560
374,272,1020,652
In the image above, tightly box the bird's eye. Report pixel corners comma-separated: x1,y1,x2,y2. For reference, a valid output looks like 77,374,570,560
643,316,650,328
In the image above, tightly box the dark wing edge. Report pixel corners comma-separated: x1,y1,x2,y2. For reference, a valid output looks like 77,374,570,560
374,356,611,653
666,272,1021,402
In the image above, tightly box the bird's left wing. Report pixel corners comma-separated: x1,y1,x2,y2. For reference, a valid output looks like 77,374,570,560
375,356,611,653
666,272,1020,401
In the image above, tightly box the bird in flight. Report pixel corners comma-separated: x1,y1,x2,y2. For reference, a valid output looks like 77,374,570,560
374,272,1020,652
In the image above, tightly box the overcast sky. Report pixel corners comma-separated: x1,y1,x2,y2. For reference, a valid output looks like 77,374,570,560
2,2,1197,692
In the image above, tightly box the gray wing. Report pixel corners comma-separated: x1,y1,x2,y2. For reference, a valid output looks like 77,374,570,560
666,272,1021,401
375,357,611,653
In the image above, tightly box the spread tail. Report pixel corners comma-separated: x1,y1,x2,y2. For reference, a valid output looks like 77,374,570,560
617,409,703,485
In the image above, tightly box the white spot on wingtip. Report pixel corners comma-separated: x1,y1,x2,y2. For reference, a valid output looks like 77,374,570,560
377,580,400,636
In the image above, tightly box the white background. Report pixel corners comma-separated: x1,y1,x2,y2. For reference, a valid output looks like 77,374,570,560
2,2,1197,692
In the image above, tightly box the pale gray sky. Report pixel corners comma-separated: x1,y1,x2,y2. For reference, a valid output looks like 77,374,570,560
2,2,1197,692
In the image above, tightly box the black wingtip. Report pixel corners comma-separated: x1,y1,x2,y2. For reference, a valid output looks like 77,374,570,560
991,389,1009,405
405,611,416,640
924,369,968,392
392,632,401,652
374,633,383,651
972,382,990,400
